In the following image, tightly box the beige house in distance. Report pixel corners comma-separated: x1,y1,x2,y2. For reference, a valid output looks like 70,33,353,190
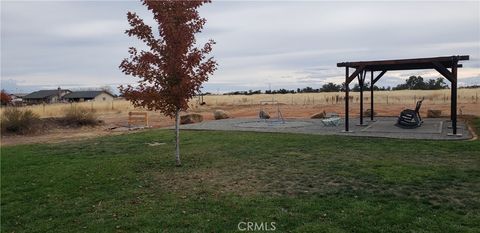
63,91,115,102
23,88,72,104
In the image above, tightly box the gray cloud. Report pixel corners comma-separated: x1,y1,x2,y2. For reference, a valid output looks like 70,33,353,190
1,0,479,94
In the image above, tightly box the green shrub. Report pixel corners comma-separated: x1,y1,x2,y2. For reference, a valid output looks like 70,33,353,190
62,106,98,126
1,108,41,134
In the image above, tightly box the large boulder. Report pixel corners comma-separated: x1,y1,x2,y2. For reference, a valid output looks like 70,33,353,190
259,110,270,119
214,110,230,120
311,111,326,119
427,109,442,118
180,113,203,125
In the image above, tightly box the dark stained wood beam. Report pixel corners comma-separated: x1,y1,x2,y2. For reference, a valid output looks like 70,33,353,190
357,69,367,85
337,55,469,68
432,61,453,82
345,66,350,132
365,63,462,72
451,62,458,135
372,70,387,85
370,70,374,121
346,65,365,84
359,69,366,125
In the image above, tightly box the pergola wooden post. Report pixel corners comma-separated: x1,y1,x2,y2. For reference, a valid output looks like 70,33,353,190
358,70,366,126
343,65,365,132
344,67,349,131
370,70,374,121
337,55,469,135
451,59,458,135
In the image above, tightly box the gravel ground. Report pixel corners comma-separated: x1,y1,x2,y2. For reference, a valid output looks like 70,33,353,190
179,117,473,140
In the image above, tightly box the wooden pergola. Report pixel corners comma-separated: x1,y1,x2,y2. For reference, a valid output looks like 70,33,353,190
337,55,469,135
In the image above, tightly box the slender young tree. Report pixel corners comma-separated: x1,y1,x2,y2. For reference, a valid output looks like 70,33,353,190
119,0,217,166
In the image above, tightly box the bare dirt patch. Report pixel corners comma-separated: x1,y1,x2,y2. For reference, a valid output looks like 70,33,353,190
2,102,479,146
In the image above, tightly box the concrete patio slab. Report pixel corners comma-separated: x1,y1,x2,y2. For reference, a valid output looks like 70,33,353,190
361,119,443,134
178,117,472,140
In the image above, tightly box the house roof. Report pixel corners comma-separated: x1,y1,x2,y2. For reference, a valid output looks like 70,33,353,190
10,93,28,98
63,91,114,99
24,89,70,99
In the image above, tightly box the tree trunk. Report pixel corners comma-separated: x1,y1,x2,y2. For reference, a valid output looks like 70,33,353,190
175,108,181,166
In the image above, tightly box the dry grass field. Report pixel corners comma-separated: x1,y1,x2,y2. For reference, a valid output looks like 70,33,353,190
2,88,479,118
204,88,480,106
1,88,479,146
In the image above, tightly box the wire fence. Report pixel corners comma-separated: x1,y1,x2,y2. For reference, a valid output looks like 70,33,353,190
2,89,479,118
202,89,480,106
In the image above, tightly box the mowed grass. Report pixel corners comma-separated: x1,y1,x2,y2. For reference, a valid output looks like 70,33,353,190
1,121,480,232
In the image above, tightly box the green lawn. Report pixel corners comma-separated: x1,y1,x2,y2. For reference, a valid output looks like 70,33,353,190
1,121,480,232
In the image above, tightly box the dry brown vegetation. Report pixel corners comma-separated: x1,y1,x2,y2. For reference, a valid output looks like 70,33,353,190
2,88,479,118
1,88,479,146
203,88,480,106
0,108,41,135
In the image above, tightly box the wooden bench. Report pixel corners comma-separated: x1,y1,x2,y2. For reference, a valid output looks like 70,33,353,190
128,111,148,128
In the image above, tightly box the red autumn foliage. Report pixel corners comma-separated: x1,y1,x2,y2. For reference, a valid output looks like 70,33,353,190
119,0,217,118
119,0,217,166
1,90,12,105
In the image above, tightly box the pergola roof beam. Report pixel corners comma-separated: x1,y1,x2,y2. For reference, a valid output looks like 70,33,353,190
372,70,387,85
337,55,468,68
432,61,454,82
346,65,365,84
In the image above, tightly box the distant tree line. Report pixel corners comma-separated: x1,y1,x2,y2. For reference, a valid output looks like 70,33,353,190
351,83,391,92
459,85,480,89
224,90,263,95
266,89,295,94
392,76,448,90
350,76,449,92
220,76,458,95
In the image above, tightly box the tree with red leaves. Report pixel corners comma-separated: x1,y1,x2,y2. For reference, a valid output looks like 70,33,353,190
0,90,12,106
119,0,217,166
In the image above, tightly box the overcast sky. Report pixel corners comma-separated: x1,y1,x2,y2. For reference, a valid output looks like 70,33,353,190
1,0,479,94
